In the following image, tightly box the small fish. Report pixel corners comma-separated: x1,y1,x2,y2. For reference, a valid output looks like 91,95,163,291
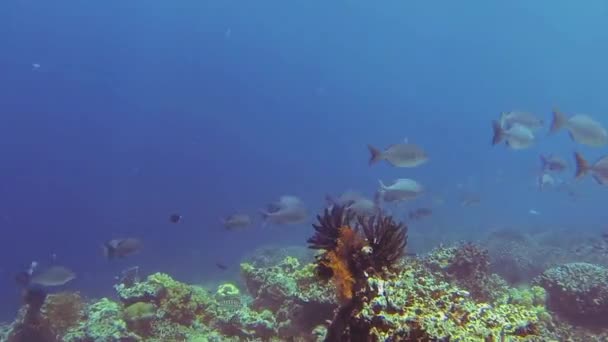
408,208,432,221
30,266,76,287
499,111,544,131
346,198,379,216
103,238,143,259
216,262,228,271
377,178,423,202
31,63,41,70
491,121,535,149
550,109,608,147
540,154,567,172
325,190,364,208
169,213,182,223
528,209,540,215
460,193,481,207
222,213,252,230
260,195,308,225
368,143,428,167
537,172,556,191
574,152,608,185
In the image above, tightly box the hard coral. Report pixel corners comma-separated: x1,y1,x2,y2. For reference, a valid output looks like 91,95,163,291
41,292,85,337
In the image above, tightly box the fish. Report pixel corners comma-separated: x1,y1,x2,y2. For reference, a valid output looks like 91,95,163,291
574,152,608,185
377,179,423,202
528,209,540,215
550,109,608,147
103,238,143,259
260,195,308,225
540,154,567,172
491,121,535,149
325,190,365,208
368,143,428,167
408,208,432,220
169,213,182,223
221,213,252,230
216,262,228,271
499,111,544,131
460,193,481,207
29,266,76,287
537,172,556,191
346,197,380,216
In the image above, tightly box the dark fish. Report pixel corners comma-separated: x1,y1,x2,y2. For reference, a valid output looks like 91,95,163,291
216,263,228,271
408,208,433,221
103,238,142,259
169,213,182,223
540,154,567,172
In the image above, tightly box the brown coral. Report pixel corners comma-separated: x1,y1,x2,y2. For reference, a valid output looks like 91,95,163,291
41,292,85,337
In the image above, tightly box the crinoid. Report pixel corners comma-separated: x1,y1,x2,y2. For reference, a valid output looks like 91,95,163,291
308,205,356,251
357,214,408,272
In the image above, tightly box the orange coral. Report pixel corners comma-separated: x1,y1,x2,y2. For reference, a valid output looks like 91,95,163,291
322,226,365,303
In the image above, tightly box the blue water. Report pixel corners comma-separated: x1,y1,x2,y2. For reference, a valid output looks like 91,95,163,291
1,0,607,321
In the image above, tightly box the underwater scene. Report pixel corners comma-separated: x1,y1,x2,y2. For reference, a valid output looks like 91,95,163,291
2,1,608,341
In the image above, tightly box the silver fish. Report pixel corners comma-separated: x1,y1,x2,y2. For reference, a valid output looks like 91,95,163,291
377,178,423,202
260,195,308,225
368,143,428,167
492,121,535,149
31,266,76,287
575,152,608,185
222,213,252,230
551,109,608,147
346,197,379,216
103,238,142,259
499,111,544,131
325,190,364,208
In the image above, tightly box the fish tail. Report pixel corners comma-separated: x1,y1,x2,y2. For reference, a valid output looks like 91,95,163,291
550,108,567,133
574,152,590,179
491,120,504,145
367,145,383,165
102,243,116,260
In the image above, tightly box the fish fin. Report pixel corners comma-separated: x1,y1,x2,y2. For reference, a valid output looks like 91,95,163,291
539,154,547,170
491,120,504,145
102,243,115,260
367,145,383,165
378,179,387,189
498,112,508,127
550,108,567,133
574,152,590,179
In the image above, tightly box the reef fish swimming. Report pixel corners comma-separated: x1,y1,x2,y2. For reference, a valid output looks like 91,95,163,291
221,213,252,230
377,178,423,202
499,111,544,131
260,195,308,225
550,109,608,147
103,238,143,259
367,143,428,167
491,121,535,150
574,152,608,185
30,266,76,287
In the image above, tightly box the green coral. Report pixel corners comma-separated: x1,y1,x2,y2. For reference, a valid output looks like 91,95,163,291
215,283,240,298
64,298,141,342
123,302,156,322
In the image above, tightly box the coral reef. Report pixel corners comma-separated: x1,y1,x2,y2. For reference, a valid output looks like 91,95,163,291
535,262,608,324
424,243,504,301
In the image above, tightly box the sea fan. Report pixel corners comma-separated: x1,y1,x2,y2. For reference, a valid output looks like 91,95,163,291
308,205,356,250
357,214,408,271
